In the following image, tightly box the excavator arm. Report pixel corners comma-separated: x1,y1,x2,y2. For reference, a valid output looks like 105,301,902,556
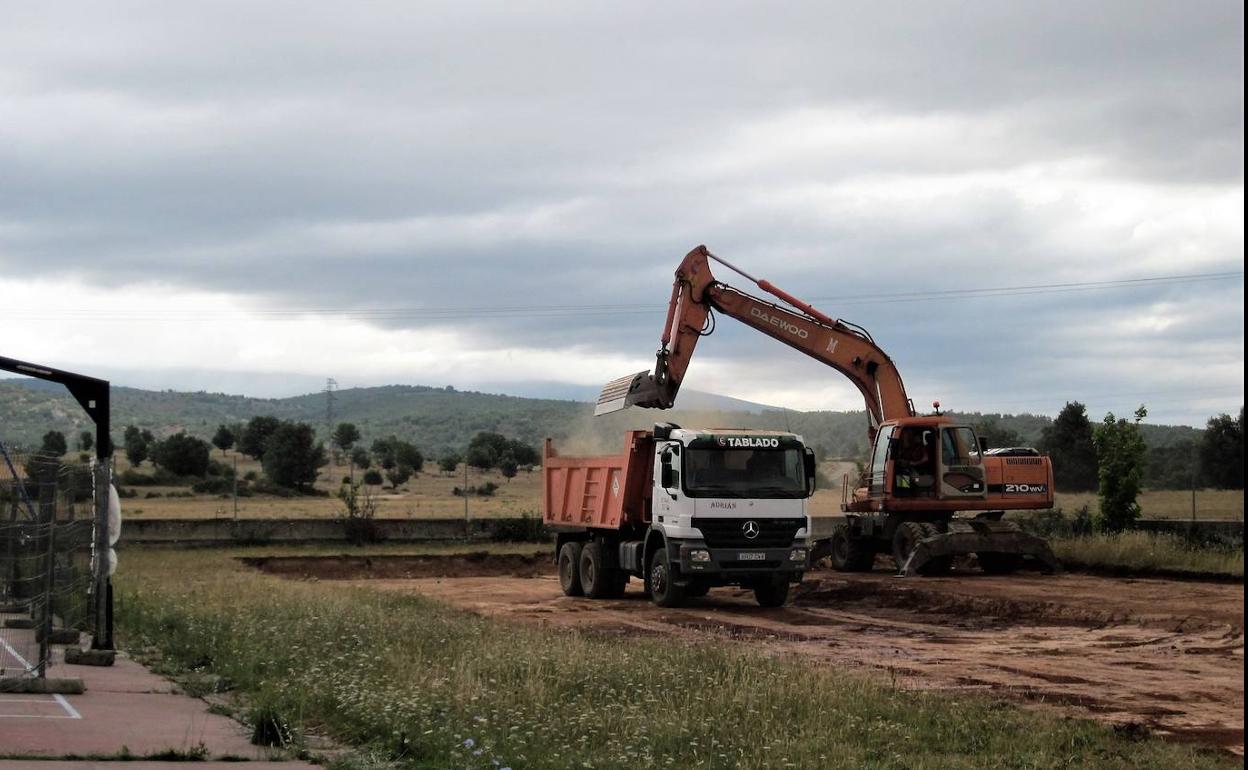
597,245,915,435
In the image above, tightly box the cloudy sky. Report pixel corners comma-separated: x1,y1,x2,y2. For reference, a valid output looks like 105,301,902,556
1,1,1243,426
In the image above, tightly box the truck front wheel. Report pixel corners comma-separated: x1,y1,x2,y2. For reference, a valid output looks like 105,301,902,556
558,541,584,597
648,549,685,608
753,577,790,608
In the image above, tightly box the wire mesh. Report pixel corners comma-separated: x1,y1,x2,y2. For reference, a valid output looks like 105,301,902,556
1,443,98,684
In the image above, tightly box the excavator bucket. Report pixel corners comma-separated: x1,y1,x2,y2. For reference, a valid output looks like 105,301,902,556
899,518,1061,577
595,370,662,416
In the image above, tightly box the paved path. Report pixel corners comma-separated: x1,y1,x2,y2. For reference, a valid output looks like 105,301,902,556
0,627,316,767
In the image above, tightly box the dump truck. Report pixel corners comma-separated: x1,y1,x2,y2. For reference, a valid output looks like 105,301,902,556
543,424,815,607
596,245,1060,576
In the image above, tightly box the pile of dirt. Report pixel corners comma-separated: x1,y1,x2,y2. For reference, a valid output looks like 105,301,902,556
239,551,552,580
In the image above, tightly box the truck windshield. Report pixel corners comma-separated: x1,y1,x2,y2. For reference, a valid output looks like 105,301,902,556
684,447,807,498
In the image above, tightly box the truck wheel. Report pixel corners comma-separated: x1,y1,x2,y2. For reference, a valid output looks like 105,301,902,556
648,548,685,608
684,580,710,598
753,577,790,608
977,553,1022,575
580,542,613,599
892,522,953,576
607,571,630,598
558,541,584,597
830,525,875,572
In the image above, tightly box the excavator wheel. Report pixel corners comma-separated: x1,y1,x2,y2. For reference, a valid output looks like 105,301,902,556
558,541,584,597
892,521,953,576
916,522,954,575
830,524,876,572
977,552,1023,575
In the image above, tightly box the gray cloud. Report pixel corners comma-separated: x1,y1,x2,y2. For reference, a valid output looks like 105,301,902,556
0,1,1242,425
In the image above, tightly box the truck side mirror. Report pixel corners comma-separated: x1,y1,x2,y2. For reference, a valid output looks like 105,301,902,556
803,448,817,495
660,450,677,491
978,437,989,453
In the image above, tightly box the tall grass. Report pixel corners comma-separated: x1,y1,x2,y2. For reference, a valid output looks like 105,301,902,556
113,548,1236,770
1051,531,1244,578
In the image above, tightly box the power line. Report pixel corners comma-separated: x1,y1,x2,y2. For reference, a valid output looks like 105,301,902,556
1,269,1241,322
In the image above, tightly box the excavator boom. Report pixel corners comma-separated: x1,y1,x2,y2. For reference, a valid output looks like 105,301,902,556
596,245,914,437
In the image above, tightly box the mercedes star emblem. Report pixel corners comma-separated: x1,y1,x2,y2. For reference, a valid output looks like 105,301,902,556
742,520,760,539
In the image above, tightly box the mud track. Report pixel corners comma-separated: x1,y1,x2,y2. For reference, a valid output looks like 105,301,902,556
246,553,1245,753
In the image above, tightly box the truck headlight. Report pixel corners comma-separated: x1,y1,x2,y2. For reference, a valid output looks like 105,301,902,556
690,549,712,563
789,548,807,562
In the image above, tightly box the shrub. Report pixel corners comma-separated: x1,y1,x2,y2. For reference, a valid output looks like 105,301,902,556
491,512,548,542
1094,407,1148,531
151,432,212,477
191,477,235,495
336,480,381,546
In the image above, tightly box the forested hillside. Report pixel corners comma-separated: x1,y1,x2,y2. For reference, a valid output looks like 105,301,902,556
1,377,1207,462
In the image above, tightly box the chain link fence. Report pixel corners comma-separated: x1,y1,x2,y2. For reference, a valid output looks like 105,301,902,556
1,444,99,685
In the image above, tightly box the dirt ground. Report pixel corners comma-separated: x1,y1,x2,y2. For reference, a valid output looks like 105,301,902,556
247,554,1245,754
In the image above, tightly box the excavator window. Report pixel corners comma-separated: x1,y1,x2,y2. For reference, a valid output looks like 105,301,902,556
941,427,982,467
894,428,936,497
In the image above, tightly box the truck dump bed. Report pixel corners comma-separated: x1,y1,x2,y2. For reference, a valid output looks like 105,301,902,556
543,430,654,531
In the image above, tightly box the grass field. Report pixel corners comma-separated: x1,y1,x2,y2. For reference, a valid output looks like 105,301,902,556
1054,489,1244,521
117,450,1245,521
115,546,1237,770
1050,531,1245,578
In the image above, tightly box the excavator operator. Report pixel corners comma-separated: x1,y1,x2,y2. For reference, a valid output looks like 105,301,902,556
894,429,934,496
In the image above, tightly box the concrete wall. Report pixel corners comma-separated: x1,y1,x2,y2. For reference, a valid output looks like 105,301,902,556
118,517,541,547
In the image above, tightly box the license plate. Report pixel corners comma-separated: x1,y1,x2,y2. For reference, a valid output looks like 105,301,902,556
737,552,766,561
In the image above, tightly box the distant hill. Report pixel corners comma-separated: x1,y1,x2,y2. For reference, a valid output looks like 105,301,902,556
0,377,1207,462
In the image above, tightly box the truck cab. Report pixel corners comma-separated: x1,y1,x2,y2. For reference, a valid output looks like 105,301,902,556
651,425,813,589
544,424,816,608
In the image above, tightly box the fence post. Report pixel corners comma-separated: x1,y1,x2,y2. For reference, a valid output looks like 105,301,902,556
92,461,114,650
37,474,55,678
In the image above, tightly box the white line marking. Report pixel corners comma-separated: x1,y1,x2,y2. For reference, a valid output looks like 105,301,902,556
0,637,34,671
53,693,81,719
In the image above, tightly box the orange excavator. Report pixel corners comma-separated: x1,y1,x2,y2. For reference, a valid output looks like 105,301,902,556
597,245,1059,576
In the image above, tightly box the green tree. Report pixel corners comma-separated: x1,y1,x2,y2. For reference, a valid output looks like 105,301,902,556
151,432,212,477
262,422,326,491
333,422,361,453
499,454,518,482
41,430,67,457
438,451,461,475
362,469,384,486
1093,405,1148,531
385,465,413,489
239,416,282,459
77,430,95,453
212,424,235,455
1038,402,1098,492
123,425,149,467
972,418,1022,450
370,436,423,474
1199,407,1244,489
350,446,371,470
